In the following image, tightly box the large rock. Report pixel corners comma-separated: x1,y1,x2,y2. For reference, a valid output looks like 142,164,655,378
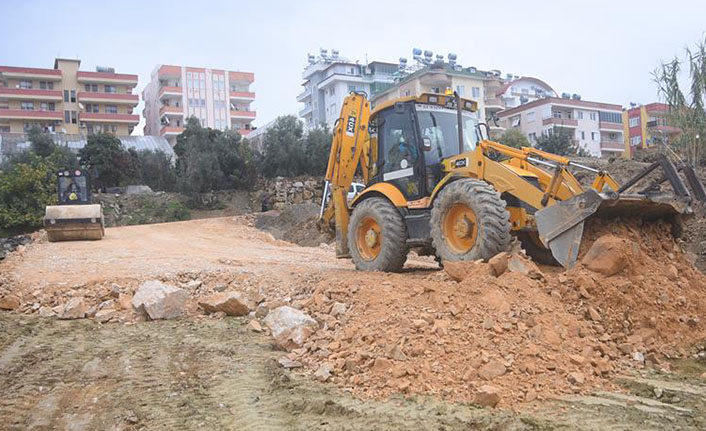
0,294,20,310
132,280,188,320
488,253,509,277
263,306,318,351
582,235,639,276
443,260,483,282
478,360,507,380
198,292,251,316
59,297,87,319
507,253,543,279
475,385,502,407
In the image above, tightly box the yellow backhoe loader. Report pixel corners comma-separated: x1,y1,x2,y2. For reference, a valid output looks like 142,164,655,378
319,91,705,271
44,169,104,242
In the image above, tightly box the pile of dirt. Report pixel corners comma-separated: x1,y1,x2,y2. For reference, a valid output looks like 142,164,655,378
0,234,31,261
253,203,333,247
287,218,706,407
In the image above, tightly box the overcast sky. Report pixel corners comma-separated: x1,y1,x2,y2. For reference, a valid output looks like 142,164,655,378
1,0,705,134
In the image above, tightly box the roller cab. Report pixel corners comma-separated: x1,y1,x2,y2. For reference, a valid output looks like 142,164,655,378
44,169,105,242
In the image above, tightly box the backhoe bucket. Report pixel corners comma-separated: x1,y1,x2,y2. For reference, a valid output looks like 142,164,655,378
535,190,690,268
44,204,105,242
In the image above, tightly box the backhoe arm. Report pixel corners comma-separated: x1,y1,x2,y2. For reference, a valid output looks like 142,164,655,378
319,92,371,258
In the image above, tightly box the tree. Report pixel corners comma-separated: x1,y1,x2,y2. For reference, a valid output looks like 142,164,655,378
304,126,332,176
78,133,132,190
261,115,305,177
497,128,530,149
27,126,55,157
535,128,588,156
654,36,706,166
174,117,257,196
132,150,177,192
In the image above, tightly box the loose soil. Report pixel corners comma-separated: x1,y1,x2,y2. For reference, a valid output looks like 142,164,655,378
1,217,706,429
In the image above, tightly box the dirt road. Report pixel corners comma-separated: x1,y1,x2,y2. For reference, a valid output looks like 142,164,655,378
1,218,706,430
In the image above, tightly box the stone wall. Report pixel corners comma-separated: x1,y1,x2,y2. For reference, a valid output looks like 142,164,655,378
260,177,324,211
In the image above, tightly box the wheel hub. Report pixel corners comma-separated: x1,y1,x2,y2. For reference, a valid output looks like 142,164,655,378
364,228,379,249
443,203,478,254
453,216,475,238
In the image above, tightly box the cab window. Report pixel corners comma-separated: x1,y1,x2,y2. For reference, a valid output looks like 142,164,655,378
377,104,422,200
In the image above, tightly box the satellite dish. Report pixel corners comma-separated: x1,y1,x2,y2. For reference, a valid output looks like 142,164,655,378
78,103,85,110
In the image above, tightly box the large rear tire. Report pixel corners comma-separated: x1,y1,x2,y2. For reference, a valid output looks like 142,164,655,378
431,179,512,262
348,197,408,272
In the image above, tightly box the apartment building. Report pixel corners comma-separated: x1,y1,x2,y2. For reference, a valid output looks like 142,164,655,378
297,50,397,129
372,62,492,122
143,65,255,146
623,103,680,158
0,58,139,135
498,97,624,157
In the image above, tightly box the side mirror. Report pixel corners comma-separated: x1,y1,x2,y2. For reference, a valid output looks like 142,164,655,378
422,137,432,151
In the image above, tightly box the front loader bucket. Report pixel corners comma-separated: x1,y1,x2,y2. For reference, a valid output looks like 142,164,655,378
44,204,105,242
535,190,690,268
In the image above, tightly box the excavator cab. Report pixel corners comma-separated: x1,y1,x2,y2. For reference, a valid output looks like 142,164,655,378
320,91,704,272
44,169,105,242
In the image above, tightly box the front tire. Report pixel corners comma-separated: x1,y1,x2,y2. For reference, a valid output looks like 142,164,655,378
348,197,408,272
431,179,512,262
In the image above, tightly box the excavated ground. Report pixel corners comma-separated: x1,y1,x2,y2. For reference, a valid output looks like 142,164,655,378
1,217,706,430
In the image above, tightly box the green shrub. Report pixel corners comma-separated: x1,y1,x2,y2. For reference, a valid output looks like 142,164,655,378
164,201,191,222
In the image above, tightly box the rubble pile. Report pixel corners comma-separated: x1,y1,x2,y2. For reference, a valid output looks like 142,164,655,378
284,218,706,406
251,203,333,247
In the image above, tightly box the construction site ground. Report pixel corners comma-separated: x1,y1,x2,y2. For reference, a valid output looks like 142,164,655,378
2,217,706,430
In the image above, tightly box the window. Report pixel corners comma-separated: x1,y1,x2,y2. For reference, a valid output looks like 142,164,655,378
20,101,34,110
528,132,537,142
629,117,640,127
105,105,118,114
431,87,440,93
40,102,55,111
456,85,465,96
64,90,69,102
580,131,585,140
553,111,561,119
19,80,32,89
589,112,597,121
39,81,53,90
472,87,480,98
71,111,77,124
630,136,642,146
527,112,535,123
64,110,70,123
84,84,98,92
85,103,99,113
105,85,116,93
599,111,622,123
70,90,76,102
591,132,598,141
577,111,583,120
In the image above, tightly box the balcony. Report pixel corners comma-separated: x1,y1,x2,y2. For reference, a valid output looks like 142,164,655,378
652,125,681,135
0,108,62,120
599,122,622,131
0,66,62,80
157,65,182,78
229,110,256,119
543,117,578,127
77,71,138,87
159,105,184,116
601,139,625,151
296,88,312,102
237,129,252,137
299,105,312,117
159,86,183,98
0,87,62,101
229,91,255,101
484,97,504,111
79,112,139,124
77,92,138,105
160,125,184,136
228,71,255,83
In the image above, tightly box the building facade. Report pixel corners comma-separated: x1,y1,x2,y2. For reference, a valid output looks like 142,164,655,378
297,51,397,129
498,97,624,157
143,65,255,146
623,103,680,158
0,58,138,135
372,62,492,123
